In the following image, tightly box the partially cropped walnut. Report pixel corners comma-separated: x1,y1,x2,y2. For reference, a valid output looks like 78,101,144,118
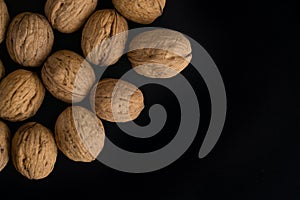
0,120,10,172
0,59,4,80
0,0,9,44
45,0,97,33
0,69,45,122
6,12,54,67
81,9,128,66
41,50,96,103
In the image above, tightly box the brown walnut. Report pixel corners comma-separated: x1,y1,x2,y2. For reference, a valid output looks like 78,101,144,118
0,120,10,172
0,59,5,80
0,0,10,44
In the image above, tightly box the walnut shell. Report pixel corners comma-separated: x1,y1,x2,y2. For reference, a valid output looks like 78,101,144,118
55,106,105,162
81,9,128,66
6,12,54,67
0,120,10,172
90,78,144,122
0,69,45,122
0,59,4,80
45,0,97,33
41,50,96,103
127,29,192,78
0,0,9,44
11,122,57,180
112,0,166,24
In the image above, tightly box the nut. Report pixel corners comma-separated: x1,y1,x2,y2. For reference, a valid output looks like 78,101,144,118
0,59,4,80
11,122,57,180
45,0,97,33
55,106,105,162
112,0,166,24
127,29,192,78
81,9,128,66
6,12,54,67
0,0,9,44
90,78,144,122
41,50,96,103
0,69,45,122
0,120,10,172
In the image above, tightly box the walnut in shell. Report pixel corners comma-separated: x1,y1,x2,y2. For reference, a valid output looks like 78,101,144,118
0,59,5,80
0,120,10,172
45,0,97,33
81,9,128,66
0,69,45,122
112,0,166,24
0,0,9,44
90,78,144,122
55,106,105,162
41,50,96,103
6,12,54,67
127,29,192,78
11,122,57,180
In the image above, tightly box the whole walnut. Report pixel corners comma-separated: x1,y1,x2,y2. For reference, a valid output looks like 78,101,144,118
0,59,4,80
45,0,97,33
0,120,10,172
90,78,144,122
11,122,57,180
0,0,9,44
0,69,45,122
55,106,105,162
112,0,166,24
6,12,54,67
41,50,96,103
81,9,128,66
127,29,192,78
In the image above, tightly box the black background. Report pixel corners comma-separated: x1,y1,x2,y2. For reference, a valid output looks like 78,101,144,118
0,0,298,199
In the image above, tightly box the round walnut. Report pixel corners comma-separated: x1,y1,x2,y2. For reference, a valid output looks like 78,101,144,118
6,12,54,67
90,78,144,122
127,29,192,78
81,9,128,67
55,106,105,162
0,120,10,172
112,0,166,24
42,50,96,103
45,0,97,33
0,0,10,44
0,69,45,122
11,122,57,180
0,59,5,80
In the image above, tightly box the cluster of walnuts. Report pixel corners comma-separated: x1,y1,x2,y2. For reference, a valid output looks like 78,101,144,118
0,0,192,180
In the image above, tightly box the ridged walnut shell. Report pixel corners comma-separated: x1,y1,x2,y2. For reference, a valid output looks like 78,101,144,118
0,120,10,172
0,69,45,122
0,59,4,80
6,12,54,67
112,0,166,24
81,9,128,66
55,106,105,162
127,29,192,78
90,78,144,122
11,122,57,180
45,0,98,33
41,50,96,103
0,0,10,44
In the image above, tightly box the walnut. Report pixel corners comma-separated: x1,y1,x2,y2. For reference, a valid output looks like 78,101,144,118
45,0,97,33
90,78,144,122
81,9,128,66
11,122,57,180
0,0,9,44
0,120,10,172
6,12,54,67
55,106,105,162
0,69,45,122
127,29,192,78
112,0,166,24
0,59,4,80
41,50,96,103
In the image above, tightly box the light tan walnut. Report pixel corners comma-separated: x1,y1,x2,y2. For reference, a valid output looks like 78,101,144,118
0,0,9,44
0,59,5,80
0,120,10,172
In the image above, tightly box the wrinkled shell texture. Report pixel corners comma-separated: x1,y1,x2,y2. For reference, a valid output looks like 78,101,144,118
112,0,166,24
55,106,105,162
6,12,54,67
0,69,45,122
81,9,128,66
90,78,144,122
11,122,57,180
128,29,192,78
0,120,10,172
0,59,4,80
42,50,96,103
45,0,97,33
0,0,9,44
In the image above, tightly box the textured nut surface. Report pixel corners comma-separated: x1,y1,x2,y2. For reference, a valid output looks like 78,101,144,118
0,0,9,44
81,9,128,66
45,0,97,33
55,106,105,162
6,12,54,67
11,122,57,180
0,59,4,80
0,120,10,172
112,0,166,24
127,29,192,78
42,50,96,103
90,78,144,122
0,69,45,122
